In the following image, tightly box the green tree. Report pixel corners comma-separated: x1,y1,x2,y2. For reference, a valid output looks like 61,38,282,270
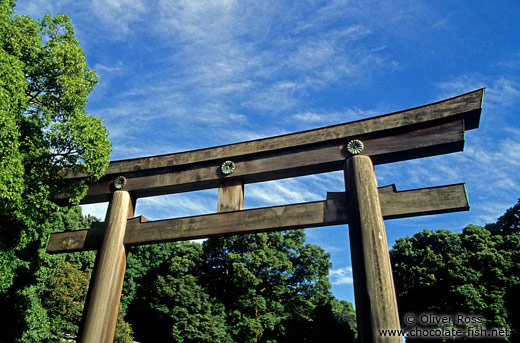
201,231,354,343
486,198,520,235
390,204,520,342
41,261,90,339
125,231,356,343
311,299,357,342
128,242,231,343
40,260,134,342
0,1,111,340
121,242,176,315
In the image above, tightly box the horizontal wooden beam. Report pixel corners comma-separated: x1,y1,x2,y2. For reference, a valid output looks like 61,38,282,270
47,183,469,254
67,89,483,179
59,119,465,204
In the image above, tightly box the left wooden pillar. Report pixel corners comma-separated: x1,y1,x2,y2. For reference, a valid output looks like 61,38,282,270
78,190,134,343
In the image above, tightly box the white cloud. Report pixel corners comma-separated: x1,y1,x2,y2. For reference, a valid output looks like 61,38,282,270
90,0,147,37
93,61,124,75
136,191,217,221
224,127,289,143
329,266,353,285
156,0,239,41
123,0,398,117
14,0,57,17
245,178,322,207
498,51,520,70
291,108,379,127
108,142,187,161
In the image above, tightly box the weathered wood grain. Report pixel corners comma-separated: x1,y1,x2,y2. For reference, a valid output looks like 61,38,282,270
59,119,464,204
217,180,244,212
344,155,400,343
66,89,483,179
378,183,470,219
47,183,469,253
77,191,133,343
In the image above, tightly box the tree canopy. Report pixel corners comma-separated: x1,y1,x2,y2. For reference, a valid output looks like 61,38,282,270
390,199,520,342
126,232,357,343
0,1,111,340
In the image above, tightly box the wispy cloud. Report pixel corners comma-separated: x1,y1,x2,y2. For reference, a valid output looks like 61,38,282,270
134,0,397,115
90,0,147,38
224,127,290,143
245,178,323,208
497,51,520,70
93,61,125,76
329,266,353,285
14,0,57,17
290,108,379,129
136,190,217,221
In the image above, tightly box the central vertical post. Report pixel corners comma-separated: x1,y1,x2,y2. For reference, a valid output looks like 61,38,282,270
78,190,134,342
217,179,244,212
344,155,400,343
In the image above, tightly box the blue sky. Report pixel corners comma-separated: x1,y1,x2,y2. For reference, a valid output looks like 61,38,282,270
15,0,520,304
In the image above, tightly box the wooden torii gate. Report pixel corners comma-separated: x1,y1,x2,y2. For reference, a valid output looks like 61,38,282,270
48,89,484,342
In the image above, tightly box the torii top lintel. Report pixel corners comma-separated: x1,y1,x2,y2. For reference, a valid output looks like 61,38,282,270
58,89,484,205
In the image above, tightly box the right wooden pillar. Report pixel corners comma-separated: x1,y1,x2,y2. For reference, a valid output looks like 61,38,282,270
344,155,401,343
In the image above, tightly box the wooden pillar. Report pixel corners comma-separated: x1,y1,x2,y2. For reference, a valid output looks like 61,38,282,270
344,155,400,343
78,190,134,343
217,179,244,212
101,247,127,340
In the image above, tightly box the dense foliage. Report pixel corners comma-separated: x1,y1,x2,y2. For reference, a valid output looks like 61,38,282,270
0,1,110,341
126,232,357,343
21,208,133,342
35,219,357,342
391,199,520,342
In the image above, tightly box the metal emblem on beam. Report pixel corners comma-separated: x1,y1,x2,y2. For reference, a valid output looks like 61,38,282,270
220,160,236,175
113,176,127,190
346,139,364,155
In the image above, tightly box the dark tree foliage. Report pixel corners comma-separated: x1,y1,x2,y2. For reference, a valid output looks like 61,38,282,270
390,201,520,343
310,299,357,343
127,242,231,343
41,261,90,339
486,198,520,235
201,231,334,343
40,259,134,343
125,231,357,343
